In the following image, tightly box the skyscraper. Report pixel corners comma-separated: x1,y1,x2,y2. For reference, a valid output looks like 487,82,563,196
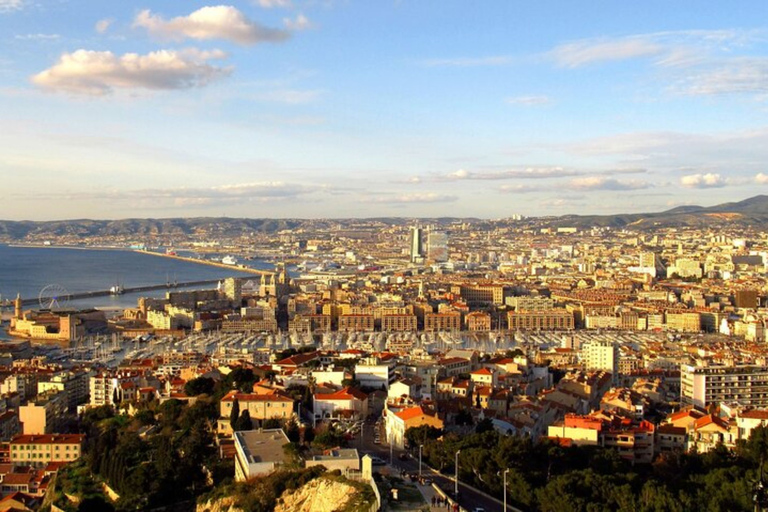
409,226,425,263
427,229,448,262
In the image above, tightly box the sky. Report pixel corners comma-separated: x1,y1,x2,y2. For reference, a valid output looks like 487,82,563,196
2,1,768,220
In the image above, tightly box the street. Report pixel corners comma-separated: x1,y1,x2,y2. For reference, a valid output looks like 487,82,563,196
356,421,522,512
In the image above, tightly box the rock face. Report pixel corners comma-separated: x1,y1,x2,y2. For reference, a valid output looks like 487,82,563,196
196,496,244,512
274,477,356,512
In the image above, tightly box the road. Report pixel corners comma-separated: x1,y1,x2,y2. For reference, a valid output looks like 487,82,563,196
356,421,523,512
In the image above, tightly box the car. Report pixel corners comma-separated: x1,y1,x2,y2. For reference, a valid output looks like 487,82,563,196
471,508,485,512
370,456,386,466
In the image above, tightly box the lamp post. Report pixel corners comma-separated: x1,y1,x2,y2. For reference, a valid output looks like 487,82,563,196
454,449,461,498
418,444,423,479
503,468,510,511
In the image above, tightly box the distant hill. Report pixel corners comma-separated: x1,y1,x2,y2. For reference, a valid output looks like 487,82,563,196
1,196,767,239
546,195,768,230
0,216,471,241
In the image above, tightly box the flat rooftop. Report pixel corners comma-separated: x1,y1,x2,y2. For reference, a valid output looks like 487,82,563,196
234,429,290,465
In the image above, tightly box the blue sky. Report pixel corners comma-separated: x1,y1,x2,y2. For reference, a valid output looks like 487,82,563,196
2,1,768,220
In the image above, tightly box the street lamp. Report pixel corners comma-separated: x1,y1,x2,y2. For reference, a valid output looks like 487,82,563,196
454,449,461,498
418,444,423,479
503,468,510,511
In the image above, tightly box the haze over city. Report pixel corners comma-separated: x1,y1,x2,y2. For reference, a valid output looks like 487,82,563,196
1,1,768,220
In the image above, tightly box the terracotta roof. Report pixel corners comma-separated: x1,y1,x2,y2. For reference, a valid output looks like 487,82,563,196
740,409,768,420
314,387,368,401
10,434,83,445
471,368,493,375
394,406,427,422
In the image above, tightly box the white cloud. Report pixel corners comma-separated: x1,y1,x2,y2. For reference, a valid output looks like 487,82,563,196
368,193,458,204
134,6,290,45
0,0,23,13
45,182,318,207
551,37,664,68
505,95,551,106
32,48,231,96
255,0,291,7
95,18,113,34
430,167,577,181
14,33,59,41
570,176,651,191
675,57,768,96
499,184,544,194
283,14,311,31
680,173,727,188
755,173,768,184
550,30,761,69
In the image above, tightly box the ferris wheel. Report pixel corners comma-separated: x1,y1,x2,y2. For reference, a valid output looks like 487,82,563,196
39,284,70,309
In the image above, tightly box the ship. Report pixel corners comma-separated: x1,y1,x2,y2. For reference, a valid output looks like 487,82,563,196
221,255,238,265
109,284,124,295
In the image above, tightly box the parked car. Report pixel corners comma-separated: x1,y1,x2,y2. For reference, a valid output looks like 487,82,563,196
370,456,386,466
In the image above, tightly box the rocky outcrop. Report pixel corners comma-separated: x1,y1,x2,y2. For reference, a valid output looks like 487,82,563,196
274,477,357,512
196,496,244,512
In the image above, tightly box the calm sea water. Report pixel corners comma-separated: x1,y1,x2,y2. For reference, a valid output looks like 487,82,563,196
0,245,272,310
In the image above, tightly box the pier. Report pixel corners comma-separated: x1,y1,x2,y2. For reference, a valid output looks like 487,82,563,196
135,250,276,276
22,279,222,306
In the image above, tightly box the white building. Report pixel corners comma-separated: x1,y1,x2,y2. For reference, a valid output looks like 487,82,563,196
682,364,768,408
581,340,619,383
234,429,290,482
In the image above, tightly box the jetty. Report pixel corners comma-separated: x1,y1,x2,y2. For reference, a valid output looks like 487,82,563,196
135,250,276,276
22,279,221,306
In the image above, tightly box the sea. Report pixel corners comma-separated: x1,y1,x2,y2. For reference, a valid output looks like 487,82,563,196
0,244,272,314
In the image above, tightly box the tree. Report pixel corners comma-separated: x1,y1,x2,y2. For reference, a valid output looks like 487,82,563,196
234,410,252,431
230,397,240,430
184,377,215,396
112,387,120,406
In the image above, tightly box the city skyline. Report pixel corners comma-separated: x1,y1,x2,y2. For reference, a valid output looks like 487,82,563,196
3,1,768,220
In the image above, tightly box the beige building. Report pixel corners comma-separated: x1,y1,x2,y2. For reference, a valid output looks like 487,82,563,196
19,390,67,435
218,391,295,434
424,312,461,332
9,434,84,467
381,314,417,332
507,310,574,330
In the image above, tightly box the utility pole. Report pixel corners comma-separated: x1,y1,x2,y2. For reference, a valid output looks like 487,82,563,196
504,468,510,511
454,449,461,498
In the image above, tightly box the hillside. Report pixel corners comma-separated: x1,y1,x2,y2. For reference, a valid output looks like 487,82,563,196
546,194,768,230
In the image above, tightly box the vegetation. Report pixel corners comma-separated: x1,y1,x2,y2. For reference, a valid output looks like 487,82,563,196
78,396,225,511
410,425,768,512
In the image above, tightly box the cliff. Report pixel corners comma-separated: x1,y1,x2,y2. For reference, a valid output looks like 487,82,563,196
274,477,358,512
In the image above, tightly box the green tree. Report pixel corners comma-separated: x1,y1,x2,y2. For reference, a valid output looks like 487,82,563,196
230,397,240,430
234,410,252,431
184,376,215,396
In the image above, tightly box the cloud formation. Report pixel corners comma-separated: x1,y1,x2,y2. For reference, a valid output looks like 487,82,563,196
552,37,664,68
53,182,317,208
0,0,22,12
134,6,290,45
569,176,651,191
430,167,578,181
367,193,458,204
283,14,311,31
680,173,727,188
756,173,768,184
255,0,291,7
32,49,231,95
95,18,113,34
675,57,768,96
